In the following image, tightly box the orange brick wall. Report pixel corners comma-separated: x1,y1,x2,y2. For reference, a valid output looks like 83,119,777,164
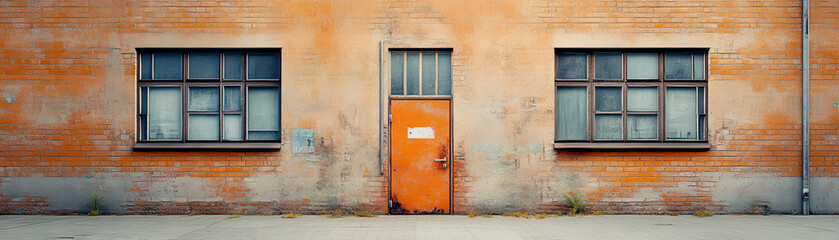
808,0,839,213
0,0,836,215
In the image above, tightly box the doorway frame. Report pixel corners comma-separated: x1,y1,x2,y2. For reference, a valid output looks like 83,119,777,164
387,96,453,214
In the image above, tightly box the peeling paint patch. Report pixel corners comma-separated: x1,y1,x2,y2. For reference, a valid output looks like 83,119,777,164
514,141,542,153
5,97,14,103
291,128,315,154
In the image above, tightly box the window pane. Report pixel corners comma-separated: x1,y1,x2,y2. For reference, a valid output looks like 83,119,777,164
139,87,148,140
556,86,587,140
595,87,621,112
153,53,182,80
594,114,622,140
390,52,404,95
188,87,219,111
224,53,243,80
224,114,243,140
422,53,436,95
188,53,220,79
693,53,705,80
437,53,451,95
406,53,420,95
666,87,698,140
627,53,658,79
557,53,587,79
148,87,181,140
247,53,279,79
248,87,279,140
665,53,692,79
627,87,658,111
698,116,706,141
224,86,241,111
139,116,147,140
628,114,657,140
594,53,621,79
140,53,152,80
188,114,219,140
140,87,148,114
698,87,705,114
248,131,279,141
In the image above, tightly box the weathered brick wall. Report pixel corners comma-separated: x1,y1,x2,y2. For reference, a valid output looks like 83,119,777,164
0,0,836,215
809,0,839,213
532,0,810,214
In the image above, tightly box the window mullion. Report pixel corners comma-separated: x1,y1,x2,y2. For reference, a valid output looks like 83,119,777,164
181,56,187,142
588,53,594,142
243,55,248,141
659,55,665,143
418,53,422,96
623,84,627,142
219,55,224,142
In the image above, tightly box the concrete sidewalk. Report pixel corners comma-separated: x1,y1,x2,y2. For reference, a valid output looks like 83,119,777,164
0,215,836,240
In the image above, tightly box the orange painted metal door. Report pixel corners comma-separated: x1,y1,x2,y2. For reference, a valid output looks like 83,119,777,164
390,100,450,214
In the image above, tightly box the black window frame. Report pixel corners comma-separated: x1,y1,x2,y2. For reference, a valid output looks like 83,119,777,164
554,48,710,150
134,48,282,151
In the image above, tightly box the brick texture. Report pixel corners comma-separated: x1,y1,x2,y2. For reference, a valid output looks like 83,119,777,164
0,0,837,215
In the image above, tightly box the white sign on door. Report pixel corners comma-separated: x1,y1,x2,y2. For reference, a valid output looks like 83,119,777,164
407,127,434,139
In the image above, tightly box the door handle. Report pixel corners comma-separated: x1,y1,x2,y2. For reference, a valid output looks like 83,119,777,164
434,157,447,168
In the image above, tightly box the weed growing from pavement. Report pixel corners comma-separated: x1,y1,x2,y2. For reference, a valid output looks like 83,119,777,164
501,212,532,218
282,212,302,218
693,210,714,217
353,210,377,217
86,192,107,216
563,192,591,215
324,210,349,218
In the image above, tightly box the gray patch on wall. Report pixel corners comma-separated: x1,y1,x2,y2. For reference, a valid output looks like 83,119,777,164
290,128,315,154
810,177,839,214
105,48,132,125
1,176,133,213
710,172,798,213
1,84,21,107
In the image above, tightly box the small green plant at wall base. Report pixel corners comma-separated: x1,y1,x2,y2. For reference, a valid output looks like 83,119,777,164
86,192,107,216
501,212,532,218
228,207,243,218
534,213,547,219
563,192,591,215
324,210,348,218
282,212,302,218
353,210,377,217
261,211,275,216
468,211,478,218
693,210,714,217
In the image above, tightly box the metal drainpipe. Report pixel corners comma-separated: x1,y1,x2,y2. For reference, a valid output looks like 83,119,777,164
379,40,385,175
802,0,810,215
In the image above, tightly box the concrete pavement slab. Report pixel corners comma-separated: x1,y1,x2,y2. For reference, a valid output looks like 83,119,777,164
0,215,836,240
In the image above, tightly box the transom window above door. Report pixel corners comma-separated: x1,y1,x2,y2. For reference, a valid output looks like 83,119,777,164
136,49,281,147
390,51,452,96
554,49,710,150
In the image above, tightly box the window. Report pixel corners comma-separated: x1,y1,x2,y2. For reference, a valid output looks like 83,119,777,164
390,51,451,96
136,49,281,148
555,49,709,149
